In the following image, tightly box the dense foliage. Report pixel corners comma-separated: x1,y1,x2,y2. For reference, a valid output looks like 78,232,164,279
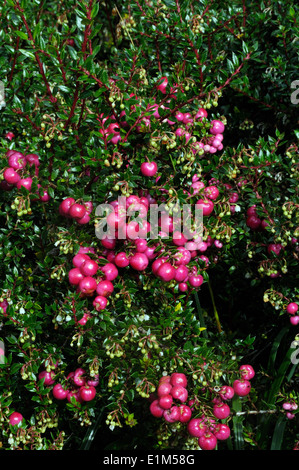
0,0,298,451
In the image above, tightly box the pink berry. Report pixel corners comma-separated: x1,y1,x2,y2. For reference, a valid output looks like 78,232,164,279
141,161,158,177
198,432,218,450
213,402,231,419
213,423,231,440
233,379,251,397
287,303,298,315
9,412,23,426
239,364,255,380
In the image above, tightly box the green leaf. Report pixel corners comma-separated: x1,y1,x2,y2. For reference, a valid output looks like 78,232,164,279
15,31,28,41
91,2,99,19
232,396,244,450
270,415,286,450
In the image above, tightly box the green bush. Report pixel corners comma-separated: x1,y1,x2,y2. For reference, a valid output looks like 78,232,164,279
0,0,298,451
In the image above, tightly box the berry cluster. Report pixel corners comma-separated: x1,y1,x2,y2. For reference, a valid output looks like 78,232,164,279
150,365,255,450
150,373,192,424
98,75,225,166
59,197,93,225
282,400,298,420
246,205,269,231
287,302,299,326
1,149,50,202
68,247,116,318
50,367,99,405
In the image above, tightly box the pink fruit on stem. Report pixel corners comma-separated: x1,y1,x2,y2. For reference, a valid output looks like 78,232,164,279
188,274,204,288
210,119,225,135
67,390,83,405
196,198,214,216
213,423,231,440
159,375,171,384
239,364,255,380
172,231,188,246
78,312,91,325
158,394,173,410
107,210,126,231
101,236,116,250
178,282,188,292
78,277,98,295
87,374,100,387
38,370,55,386
157,76,168,93
134,238,148,253
219,385,235,401
163,406,180,423
96,280,114,297
80,259,99,277
157,382,173,397
170,372,187,388
52,383,69,400
195,108,208,121
129,253,149,271
246,215,261,230
198,432,218,450
267,243,282,256
187,418,207,437
73,368,86,386
6,132,15,140
68,203,87,220
59,197,75,216
100,263,118,281
156,262,176,282
141,161,158,177
178,404,192,423
204,185,220,200
213,402,231,419
72,253,91,268
286,302,298,315
37,185,51,202
174,265,189,283
4,167,21,185
290,316,299,326
79,385,97,402
233,379,251,396
77,213,91,225
16,177,33,191
8,152,26,170
9,412,23,426
150,399,164,418
170,385,188,402
25,153,40,167
93,295,108,311
114,251,130,268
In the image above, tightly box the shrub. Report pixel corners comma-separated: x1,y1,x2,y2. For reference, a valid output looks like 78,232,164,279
0,0,298,451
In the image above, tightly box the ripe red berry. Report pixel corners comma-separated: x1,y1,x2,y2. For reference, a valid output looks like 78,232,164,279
239,364,255,380
233,379,251,396
287,302,298,315
198,432,218,450
141,161,158,177
213,402,231,419
9,412,23,426
170,372,188,388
